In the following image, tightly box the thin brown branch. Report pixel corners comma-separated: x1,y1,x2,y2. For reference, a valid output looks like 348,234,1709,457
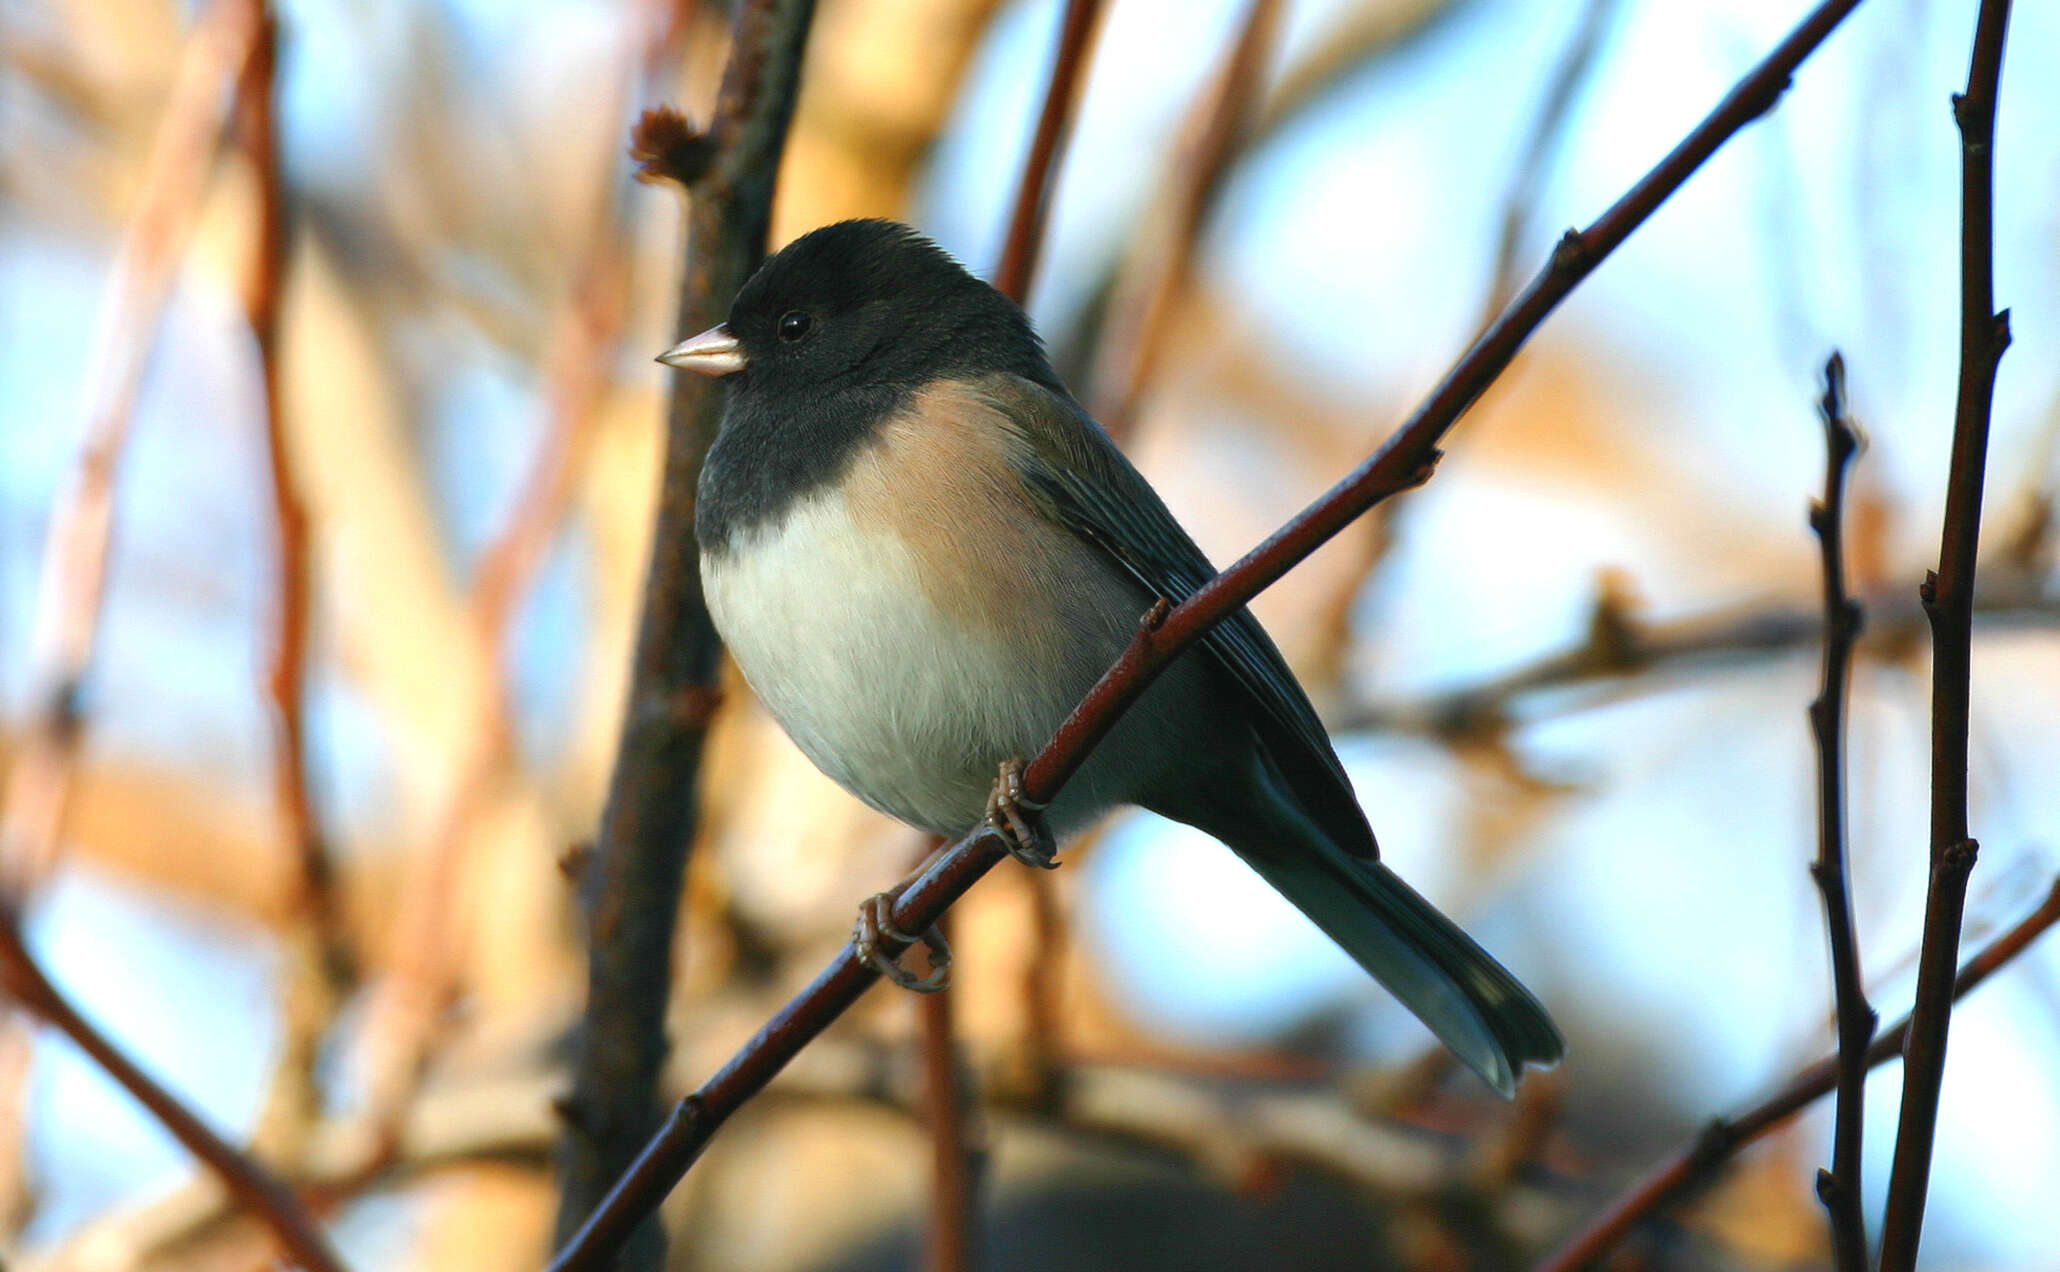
231,5,356,1196
919,914,984,1272
351,0,673,1179
1333,571,2057,742
0,917,346,1272
237,7,343,987
0,0,263,896
1478,0,1623,324
1087,0,1281,440
978,0,1110,1146
1805,353,1872,1271
553,1,817,1265
990,0,1103,302
1255,0,1471,146
1879,2,2014,1264
1532,873,2060,1272
543,4,1871,1267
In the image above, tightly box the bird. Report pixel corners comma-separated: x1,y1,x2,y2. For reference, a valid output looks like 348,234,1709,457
659,218,1562,1095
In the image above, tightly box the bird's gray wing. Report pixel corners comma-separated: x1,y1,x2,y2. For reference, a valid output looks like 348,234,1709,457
972,372,1377,859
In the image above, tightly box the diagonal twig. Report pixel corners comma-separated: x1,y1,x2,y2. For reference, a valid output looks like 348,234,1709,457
1805,352,1873,1271
989,0,1103,303
552,2,818,1266
542,3,1875,1267
1878,2,2014,1265
1086,0,1281,440
0,0,264,895
0,916,347,1272
1477,0,1623,326
1531,873,2060,1272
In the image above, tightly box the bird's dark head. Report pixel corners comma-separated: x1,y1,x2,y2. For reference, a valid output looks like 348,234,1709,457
659,219,1056,395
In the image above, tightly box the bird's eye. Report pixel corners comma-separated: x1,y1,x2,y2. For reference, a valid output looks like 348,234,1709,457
777,310,813,342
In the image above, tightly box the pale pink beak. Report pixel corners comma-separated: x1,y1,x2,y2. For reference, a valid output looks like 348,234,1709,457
657,324,747,376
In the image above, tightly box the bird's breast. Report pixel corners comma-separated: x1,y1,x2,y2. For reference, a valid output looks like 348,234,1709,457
701,404,1136,834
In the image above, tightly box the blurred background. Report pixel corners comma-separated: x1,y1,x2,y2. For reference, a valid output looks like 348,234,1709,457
2,0,2058,1267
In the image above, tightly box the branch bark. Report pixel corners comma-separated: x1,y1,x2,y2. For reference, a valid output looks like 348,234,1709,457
552,2,818,1266
1805,352,1872,1272
1878,3,2013,1265
543,3,1872,1266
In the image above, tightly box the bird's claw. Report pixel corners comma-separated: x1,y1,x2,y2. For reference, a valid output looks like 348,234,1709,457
987,758,1058,870
852,890,950,993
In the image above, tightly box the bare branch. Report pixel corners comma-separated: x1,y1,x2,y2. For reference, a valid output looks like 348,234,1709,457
1879,3,2014,1264
918,914,985,1272
1087,0,1282,439
0,0,263,895
1478,0,1623,323
0,918,345,1272
990,0,1103,302
542,4,1874,1267
1333,572,2056,743
1533,873,2060,1272
1805,352,1872,1271
553,2,818,1265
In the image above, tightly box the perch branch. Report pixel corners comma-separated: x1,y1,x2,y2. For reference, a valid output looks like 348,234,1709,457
1878,2,2013,1265
552,1,818,1265
543,3,1872,1267
1532,872,2060,1272
1805,353,1872,1271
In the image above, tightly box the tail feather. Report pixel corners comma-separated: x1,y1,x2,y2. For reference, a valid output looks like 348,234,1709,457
1236,840,1563,1096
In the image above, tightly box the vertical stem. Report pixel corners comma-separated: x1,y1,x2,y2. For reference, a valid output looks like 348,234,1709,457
920,914,983,1272
1805,353,1873,1272
552,3,818,1267
1878,3,2012,1267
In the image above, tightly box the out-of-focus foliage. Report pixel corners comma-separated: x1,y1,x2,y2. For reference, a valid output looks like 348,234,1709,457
0,0,2056,1268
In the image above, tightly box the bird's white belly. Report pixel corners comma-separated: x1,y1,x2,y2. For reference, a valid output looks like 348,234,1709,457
703,490,1096,834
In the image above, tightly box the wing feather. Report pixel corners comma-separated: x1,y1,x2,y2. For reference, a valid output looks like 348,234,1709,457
969,373,1377,858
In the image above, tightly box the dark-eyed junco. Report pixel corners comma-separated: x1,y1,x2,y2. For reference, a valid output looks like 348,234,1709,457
660,218,1561,1094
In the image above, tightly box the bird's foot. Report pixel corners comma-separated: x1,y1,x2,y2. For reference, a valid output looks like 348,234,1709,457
852,889,950,993
986,758,1058,870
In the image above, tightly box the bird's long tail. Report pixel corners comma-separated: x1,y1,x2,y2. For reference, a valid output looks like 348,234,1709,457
1234,836,1563,1096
